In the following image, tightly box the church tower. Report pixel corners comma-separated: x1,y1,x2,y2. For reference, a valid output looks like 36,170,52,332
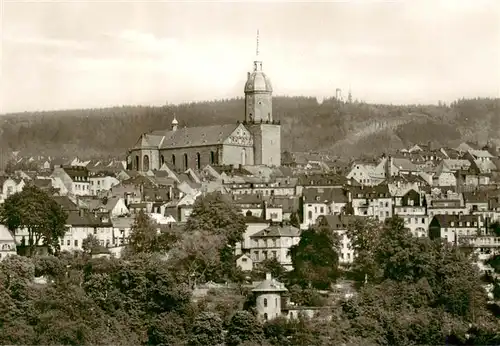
244,30,281,167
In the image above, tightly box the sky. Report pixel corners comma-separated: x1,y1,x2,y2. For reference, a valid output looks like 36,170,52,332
1,0,499,114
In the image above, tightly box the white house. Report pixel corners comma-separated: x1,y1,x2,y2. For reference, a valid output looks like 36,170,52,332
0,224,17,261
249,224,301,270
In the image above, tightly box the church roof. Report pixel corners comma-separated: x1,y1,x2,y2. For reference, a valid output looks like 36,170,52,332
244,62,273,93
134,124,240,150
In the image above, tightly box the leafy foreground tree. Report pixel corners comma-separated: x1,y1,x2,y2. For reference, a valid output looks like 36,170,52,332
225,310,264,346
187,311,224,346
0,185,67,256
176,192,247,283
341,216,500,345
127,210,161,254
289,224,341,289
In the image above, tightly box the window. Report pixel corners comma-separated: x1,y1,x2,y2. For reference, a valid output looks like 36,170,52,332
74,239,78,247
160,155,165,166
308,211,313,220
143,155,150,171
172,154,176,167
67,239,70,246
264,313,268,320
264,298,268,307
183,153,188,170
210,151,216,164
275,298,278,307
242,258,247,262
196,152,201,169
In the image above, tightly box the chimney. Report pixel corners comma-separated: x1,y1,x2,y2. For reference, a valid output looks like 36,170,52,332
266,273,272,281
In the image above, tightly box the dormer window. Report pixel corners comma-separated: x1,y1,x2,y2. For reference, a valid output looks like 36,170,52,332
316,196,320,201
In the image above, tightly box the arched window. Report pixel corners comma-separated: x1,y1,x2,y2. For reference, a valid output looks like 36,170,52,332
196,152,201,170
135,156,139,170
143,155,150,171
263,313,268,320
160,155,165,167
172,154,176,168
183,153,188,170
241,148,246,165
263,298,268,307
210,151,215,165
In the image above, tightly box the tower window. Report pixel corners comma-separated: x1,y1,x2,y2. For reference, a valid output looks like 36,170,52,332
196,152,201,169
264,298,268,307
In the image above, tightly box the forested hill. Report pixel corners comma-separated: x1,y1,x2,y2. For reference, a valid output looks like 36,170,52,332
0,97,498,159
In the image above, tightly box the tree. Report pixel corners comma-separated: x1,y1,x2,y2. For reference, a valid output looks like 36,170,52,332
225,310,264,346
128,210,161,254
169,230,226,287
0,185,67,256
183,192,247,281
82,234,101,254
185,192,246,246
255,258,287,281
345,217,385,283
489,221,500,237
289,212,300,228
289,225,340,289
187,311,224,346
147,312,186,346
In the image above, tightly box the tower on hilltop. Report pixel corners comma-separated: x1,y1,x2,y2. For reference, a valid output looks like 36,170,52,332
244,29,273,123
244,30,281,167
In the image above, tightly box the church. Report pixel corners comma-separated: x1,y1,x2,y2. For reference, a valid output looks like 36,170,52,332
127,37,281,172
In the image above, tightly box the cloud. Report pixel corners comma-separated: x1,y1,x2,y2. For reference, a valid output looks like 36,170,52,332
3,34,87,50
111,29,178,53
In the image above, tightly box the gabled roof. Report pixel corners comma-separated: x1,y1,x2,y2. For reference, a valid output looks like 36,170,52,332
297,173,347,186
469,149,494,159
349,184,391,198
135,124,239,150
303,187,348,204
392,158,418,172
252,276,288,293
431,214,479,228
463,191,490,203
251,224,301,238
53,196,78,211
66,210,112,227
318,214,363,230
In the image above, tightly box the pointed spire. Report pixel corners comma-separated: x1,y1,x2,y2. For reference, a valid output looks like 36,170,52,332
256,29,260,57
253,29,262,71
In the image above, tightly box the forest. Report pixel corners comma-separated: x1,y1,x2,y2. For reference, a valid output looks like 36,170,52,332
1,188,500,345
0,97,498,161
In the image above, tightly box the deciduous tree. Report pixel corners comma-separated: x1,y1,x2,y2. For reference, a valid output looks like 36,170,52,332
187,311,224,346
0,185,67,256
289,225,340,289
128,210,161,254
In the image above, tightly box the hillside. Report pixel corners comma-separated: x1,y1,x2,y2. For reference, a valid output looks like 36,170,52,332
0,97,498,160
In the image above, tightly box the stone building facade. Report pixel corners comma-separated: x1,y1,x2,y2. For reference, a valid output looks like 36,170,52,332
128,48,281,172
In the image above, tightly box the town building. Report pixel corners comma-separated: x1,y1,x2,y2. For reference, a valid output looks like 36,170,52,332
127,36,281,171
